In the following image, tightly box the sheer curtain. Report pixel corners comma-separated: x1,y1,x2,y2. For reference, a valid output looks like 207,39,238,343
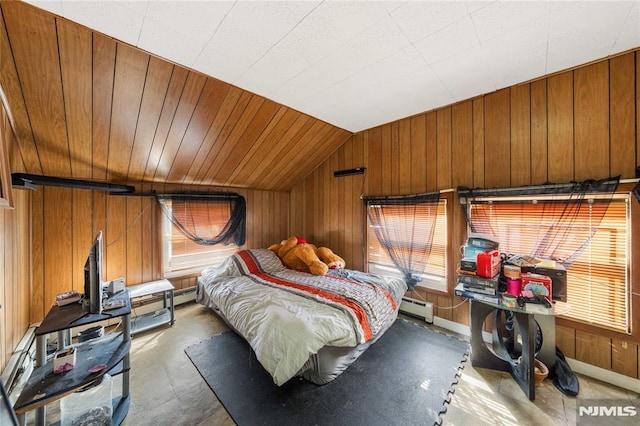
155,193,246,246
363,192,441,291
458,176,620,268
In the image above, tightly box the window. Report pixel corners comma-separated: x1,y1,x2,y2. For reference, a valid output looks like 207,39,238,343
366,197,449,293
0,104,14,208
467,193,631,334
159,196,244,277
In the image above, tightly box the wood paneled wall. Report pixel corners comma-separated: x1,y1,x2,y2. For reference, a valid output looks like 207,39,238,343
29,185,290,323
1,175,289,371
291,49,640,379
0,1,352,192
1,104,31,373
0,190,30,374
3,96,290,372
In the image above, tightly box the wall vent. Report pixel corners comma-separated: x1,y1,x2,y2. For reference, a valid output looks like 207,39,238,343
400,297,433,323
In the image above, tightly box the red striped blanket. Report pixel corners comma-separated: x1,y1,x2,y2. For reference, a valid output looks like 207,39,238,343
234,249,398,343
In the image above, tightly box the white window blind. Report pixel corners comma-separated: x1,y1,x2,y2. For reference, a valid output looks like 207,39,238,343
468,195,630,333
367,198,448,292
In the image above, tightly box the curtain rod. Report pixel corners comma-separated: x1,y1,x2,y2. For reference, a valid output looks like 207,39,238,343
109,190,242,199
457,176,620,199
11,173,135,193
361,188,454,200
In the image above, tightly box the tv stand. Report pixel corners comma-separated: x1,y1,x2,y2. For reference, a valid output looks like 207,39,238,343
13,290,131,425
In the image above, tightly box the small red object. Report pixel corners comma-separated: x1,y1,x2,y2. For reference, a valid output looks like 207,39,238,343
476,250,500,278
88,363,107,374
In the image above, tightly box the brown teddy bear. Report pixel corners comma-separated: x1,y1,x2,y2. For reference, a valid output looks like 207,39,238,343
268,236,345,275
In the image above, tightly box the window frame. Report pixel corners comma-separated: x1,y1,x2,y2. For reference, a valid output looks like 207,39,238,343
159,198,241,278
365,191,454,296
464,189,634,337
0,103,14,209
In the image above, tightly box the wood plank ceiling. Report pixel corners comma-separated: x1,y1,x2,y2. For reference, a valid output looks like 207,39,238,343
0,1,352,192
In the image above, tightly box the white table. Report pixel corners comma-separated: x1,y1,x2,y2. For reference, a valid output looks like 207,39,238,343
128,279,175,334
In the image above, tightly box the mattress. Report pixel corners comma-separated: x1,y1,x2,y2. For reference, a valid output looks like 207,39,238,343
196,248,407,385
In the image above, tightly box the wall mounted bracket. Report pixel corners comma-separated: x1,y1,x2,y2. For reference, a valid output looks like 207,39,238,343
333,167,366,177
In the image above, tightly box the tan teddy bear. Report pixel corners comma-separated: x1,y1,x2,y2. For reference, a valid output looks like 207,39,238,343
268,236,345,275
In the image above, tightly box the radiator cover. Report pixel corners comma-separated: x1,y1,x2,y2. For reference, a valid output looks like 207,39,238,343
399,297,434,323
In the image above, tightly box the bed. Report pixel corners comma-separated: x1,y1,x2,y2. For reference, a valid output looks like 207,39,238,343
196,248,407,386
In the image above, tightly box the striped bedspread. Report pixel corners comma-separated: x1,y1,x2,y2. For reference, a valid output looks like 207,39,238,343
197,249,407,385
233,249,398,342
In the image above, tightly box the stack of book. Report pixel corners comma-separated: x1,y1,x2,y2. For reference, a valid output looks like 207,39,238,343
456,233,503,304
457,272,499,295
454,275,500,304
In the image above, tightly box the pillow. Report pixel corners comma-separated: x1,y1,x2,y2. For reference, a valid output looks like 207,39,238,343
231,249,286,275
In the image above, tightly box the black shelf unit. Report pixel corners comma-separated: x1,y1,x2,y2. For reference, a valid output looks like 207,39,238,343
13,291,132,425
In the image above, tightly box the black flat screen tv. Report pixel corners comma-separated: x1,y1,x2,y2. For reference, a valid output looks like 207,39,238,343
82,231,104,314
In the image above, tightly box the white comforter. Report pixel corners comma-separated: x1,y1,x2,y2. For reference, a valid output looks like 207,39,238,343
197,249,406,386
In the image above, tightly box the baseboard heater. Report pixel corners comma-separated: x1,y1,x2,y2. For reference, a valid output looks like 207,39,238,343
399,297,433,323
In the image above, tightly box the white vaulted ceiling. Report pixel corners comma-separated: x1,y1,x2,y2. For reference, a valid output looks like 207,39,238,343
24,0,640,132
